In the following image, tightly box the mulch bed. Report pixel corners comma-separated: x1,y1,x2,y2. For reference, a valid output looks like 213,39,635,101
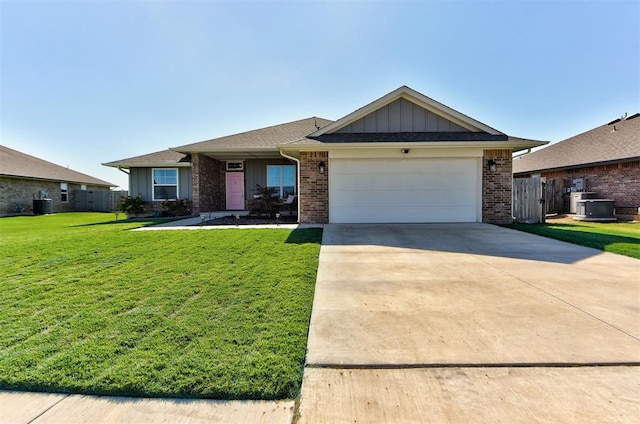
199,214,298,226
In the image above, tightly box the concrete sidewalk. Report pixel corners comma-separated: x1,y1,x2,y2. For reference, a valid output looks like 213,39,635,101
297,224,640,423
0,391,293,424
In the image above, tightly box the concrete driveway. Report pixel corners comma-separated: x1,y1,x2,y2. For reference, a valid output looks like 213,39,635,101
298,223,640,423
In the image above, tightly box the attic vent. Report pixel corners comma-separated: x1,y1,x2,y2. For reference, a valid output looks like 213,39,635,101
626,112,640,120
607,118,621,125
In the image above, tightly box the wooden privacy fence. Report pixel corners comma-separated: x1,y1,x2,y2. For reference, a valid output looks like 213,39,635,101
73,190,128,212
512,178,564,223
543,179,564,215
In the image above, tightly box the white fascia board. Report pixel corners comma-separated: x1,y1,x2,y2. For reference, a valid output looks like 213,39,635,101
102,162,191,169
329,147,485,159
309,86,504,136
289,140,546,152
170,147,279,154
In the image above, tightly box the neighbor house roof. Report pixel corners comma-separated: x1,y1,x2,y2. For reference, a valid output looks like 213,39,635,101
103,149,191,169
1,145,114,186
513,113,640,174
172,117,333,153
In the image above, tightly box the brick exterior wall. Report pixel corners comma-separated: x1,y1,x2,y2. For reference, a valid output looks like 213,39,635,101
0,176,108,215
482,149,513,224
299,151,329,223
522,160,640,216
192,153,225,213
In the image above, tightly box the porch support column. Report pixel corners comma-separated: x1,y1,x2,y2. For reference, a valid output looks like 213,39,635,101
192,153,225,214
482,149,513,224
299,151,329,224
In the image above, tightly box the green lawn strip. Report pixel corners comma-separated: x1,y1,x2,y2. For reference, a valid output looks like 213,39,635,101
503,221,640,259
0,213,322,399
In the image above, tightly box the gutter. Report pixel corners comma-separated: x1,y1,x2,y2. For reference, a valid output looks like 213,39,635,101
279,149,301,223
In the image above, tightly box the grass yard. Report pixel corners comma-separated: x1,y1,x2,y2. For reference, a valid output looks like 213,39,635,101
504,220,640,259
0,213,322,400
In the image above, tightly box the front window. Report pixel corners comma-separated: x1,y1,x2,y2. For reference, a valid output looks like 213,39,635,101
153,168,178,200
267,165,296,198
267,165,295,198
60,183,68,203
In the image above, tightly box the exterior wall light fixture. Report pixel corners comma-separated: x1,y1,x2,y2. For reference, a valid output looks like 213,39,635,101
318,161,325,174
487,159,497,172
401,149,410,154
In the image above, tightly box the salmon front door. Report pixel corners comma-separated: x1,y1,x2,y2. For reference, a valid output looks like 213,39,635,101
226,172,245,210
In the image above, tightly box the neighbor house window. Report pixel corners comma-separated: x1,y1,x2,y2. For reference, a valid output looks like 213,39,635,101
60,183,68,202
267,165,295,198
152,168,178,200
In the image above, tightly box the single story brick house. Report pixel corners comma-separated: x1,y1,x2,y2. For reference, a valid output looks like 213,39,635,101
513,112,640,218
1,145,115,215
104,86,545,224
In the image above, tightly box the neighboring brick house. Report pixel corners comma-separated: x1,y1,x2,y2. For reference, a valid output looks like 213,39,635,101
513,113,640,219
0,145,114,215
104,86,545,224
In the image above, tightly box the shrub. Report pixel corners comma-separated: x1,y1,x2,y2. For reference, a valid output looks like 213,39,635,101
248,185,282,217
162,198,191,217
120,194,146,217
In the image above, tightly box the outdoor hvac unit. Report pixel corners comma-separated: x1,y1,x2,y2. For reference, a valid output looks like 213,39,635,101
574,199,616,221
569,192,598,214
33,199,52,215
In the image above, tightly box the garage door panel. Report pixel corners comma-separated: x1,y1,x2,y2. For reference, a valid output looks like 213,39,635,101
330,158,479,223
332,205,477,223
332,189,477,207
336,172,473,191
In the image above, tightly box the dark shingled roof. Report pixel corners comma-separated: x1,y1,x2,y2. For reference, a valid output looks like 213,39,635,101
103,149,190,168
513,113,640,174
305,132,510,143
1,145,114,186
173,117,334,152
284,133,540,146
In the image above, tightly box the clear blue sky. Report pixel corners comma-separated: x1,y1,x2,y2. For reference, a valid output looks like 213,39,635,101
1,0,638,190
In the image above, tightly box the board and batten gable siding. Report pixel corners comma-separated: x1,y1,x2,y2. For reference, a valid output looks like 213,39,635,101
336,98,471,133
129,167,192,201
244,158,296,199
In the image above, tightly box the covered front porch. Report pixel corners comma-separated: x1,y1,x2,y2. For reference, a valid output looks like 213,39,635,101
190,152,298,217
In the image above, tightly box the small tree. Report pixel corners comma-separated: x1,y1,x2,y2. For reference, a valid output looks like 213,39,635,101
120,194,146,218
248,185,282,217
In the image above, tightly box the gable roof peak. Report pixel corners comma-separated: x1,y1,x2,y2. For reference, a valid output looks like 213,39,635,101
310,86,503,137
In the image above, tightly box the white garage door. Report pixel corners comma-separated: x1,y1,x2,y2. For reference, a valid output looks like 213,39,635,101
329,157,480,223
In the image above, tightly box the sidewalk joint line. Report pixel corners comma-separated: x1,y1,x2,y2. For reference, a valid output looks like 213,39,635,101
27,393,70,424
305,362,640,370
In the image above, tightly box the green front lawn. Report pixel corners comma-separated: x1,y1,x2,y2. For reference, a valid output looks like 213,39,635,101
503,220,640,259
0,213,322,399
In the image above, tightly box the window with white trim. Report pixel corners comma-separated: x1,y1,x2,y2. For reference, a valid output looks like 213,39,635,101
267,165,295,198
152,168,178,200
60,183,68,203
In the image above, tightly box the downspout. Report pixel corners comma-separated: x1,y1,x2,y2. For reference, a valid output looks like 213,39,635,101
279,149,301,223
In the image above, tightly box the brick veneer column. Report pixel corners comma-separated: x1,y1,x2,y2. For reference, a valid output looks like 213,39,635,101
299,151,329,223
482,149,513,224
192,153,225,214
